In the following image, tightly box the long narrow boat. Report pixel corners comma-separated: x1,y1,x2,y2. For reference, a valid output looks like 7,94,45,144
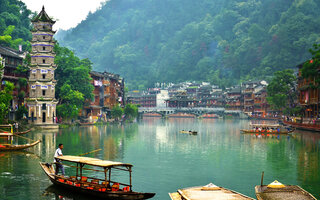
240,129,294,134
0,140,41,151
40,155,155,200
241,123,294,134
169,183,254,200
255,181,317,200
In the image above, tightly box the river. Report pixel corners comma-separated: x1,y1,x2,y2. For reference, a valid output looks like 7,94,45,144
0,118,319,200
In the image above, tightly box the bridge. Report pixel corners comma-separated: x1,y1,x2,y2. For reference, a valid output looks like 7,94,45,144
138,107,247,118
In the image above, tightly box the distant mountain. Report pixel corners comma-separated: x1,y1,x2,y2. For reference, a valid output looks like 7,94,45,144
58,0,320,89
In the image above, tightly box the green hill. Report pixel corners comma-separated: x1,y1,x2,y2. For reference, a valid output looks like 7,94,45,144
0,0,32,50
58,0,320,89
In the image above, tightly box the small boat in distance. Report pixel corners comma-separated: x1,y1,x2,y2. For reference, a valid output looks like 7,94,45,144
40,155,155,200
255,180,317,200
180,130,197,135
241,123,294,134
169,183,254,200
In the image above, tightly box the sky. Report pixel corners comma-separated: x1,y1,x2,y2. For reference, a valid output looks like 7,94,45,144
21,0,107,30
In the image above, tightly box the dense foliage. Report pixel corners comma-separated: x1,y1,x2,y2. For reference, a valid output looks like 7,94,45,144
0,0,32,49
266,69,296,112
58,0,320,89
54,43,94,120
111,105,123,121
0,82,14,123
301,43,320,86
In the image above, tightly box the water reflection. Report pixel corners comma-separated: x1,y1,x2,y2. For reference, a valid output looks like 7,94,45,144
0,119,319,199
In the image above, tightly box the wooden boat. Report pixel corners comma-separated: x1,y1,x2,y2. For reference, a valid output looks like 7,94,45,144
255,182,317,200
0,140,41,151
40,155,155,200
283,120,320,132
169,183,254,200
241,123,294,134
180,130,197,135
14,129,32,135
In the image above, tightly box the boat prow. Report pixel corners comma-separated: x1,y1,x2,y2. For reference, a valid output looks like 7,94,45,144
169,183,254,200
255,184,317,200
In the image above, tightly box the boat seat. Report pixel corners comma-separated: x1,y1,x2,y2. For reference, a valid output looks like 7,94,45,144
91,179,99,184
80,176,88,182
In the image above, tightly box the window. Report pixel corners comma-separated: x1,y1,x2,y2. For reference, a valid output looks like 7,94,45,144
43,46,45,51
43,26,45,30
42,103,46,110
42,74,46,79
42,90,46,96
43,36,45,40
43,59,45,64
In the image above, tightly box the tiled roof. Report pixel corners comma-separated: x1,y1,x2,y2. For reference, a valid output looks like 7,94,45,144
31,6,55,23
0,46,24,59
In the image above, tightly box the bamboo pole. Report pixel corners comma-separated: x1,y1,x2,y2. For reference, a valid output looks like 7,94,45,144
129,166,132,192
260,171,264,186
77,148,102,157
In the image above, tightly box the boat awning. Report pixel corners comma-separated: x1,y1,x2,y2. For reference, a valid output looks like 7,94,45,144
250,124,280,127
55,155,133,168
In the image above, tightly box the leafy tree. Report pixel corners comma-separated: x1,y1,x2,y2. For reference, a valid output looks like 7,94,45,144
54,43,94,100
16,105,28,120
301,43,320,85
0,81,14,123
56,83,84,121
267,69,296,112
111,105,123,121
124,103,138,120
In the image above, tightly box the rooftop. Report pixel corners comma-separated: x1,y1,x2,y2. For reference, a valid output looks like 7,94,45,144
31,6,55,23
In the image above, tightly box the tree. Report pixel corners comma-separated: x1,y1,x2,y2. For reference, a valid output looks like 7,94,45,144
301,43,320,85
54,43,94,100
111,105,123,121
56,83,84,121
0,81,14,123
124,103,138,120
267,69,296,112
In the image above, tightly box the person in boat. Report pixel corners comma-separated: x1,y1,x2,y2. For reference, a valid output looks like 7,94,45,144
54,143,65,176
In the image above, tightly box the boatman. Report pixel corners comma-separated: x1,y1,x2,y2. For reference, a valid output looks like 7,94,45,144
54,143,65,176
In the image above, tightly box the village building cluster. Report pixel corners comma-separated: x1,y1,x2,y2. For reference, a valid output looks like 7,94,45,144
127,80,275,118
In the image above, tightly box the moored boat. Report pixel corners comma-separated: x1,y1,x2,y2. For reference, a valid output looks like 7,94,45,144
0,140,41,151
255,180,317,200
169,183,254,200
40,155,155,200
0,125,40,151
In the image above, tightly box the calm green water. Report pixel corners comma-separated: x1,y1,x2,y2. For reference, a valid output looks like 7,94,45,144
0,118,319,200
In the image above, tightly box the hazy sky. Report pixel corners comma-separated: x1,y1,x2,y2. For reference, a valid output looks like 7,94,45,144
21,0,107,30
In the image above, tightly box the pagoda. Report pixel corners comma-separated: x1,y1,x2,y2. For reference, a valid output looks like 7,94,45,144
26,6,58,127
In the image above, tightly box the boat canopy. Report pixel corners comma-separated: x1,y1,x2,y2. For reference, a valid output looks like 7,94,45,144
56,155,133,168
250,123,280,127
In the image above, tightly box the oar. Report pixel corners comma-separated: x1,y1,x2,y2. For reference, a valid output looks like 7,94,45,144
77,149,102,157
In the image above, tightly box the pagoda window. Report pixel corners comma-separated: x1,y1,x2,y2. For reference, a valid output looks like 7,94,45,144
43,36,45,40
43,59,45,63
43,46,46,51
42,90,46,96
42,74,46,79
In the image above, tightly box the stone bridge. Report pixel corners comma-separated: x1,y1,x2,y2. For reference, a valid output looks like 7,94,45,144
138,107,247,118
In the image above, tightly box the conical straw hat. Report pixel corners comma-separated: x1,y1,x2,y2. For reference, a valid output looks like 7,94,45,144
267,180,285,188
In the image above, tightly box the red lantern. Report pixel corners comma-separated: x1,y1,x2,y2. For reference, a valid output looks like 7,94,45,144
310,60,313,63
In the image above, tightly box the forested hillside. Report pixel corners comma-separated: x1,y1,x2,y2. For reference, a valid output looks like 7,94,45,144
0,0,32,50
58,0,320,89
